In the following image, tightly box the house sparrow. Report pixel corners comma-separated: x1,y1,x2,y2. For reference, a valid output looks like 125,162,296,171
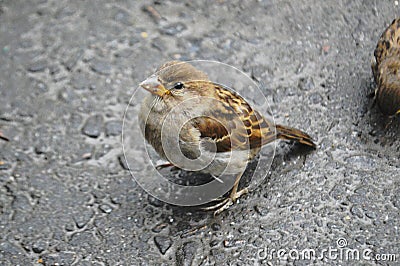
372,18,400,117
139,61,316,214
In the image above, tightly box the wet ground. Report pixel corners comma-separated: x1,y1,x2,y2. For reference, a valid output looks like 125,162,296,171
0,0,399,265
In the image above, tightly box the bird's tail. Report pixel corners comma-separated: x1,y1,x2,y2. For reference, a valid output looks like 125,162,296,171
275,125,316,148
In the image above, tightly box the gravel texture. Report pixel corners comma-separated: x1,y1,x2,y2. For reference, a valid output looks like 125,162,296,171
0,0,399,265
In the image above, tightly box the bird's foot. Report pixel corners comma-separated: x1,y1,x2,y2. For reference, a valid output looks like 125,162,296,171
384,113,398,130
202,188,248,216
156,162,175,170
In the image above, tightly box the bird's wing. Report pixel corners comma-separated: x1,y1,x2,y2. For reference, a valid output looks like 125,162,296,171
374,18,400,66
189,81,275,152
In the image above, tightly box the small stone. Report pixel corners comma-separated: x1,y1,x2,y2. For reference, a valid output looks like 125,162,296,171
129,37,140,46
49,64,60,75
99,204,113,214
118,154,129,170
11,194,32,211
73,209,93,229
326,222,340,230
350,205,363,218
114,48,133,58
32,240,47,253
355,235,365,244
27,60,47,72
210,248,225,262
152,223,168,233
254,205,269,216
160,22,187,36
348,194,364,204
69,113,83,130
209,240,219,247
176,241,198,266
134,216,145,228
154,236,172,255
105,120,122,137
364,209,377,219
345,155,376,171
298,76,315,91
295,62,305,74
71,145,94,163
148,194,164,207
211,223,221,231
42,252,75,265
392,193,400,208
32,79,48,93
308,92,323,104
140,32,148,38
95,144,112,159
354,186,368,196
34,142,48,154
142,5,162,23
223,239,246,248
63,49,84,71
58,87,76,103
82,114,103,138
0,241,24,255
0,161,11,170
330,184,345,200
152,37,166,51
113,9,133,26
71,74,90,90
90,59,111,75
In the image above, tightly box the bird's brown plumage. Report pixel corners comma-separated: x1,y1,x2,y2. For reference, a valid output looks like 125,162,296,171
140,61,315,158
139,60,316,214
372,18,400,116
188,81,316,153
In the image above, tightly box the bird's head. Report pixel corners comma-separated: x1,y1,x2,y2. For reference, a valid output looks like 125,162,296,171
140,61,209,101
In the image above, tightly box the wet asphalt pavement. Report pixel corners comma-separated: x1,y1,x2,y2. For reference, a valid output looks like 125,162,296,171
0,0,399,265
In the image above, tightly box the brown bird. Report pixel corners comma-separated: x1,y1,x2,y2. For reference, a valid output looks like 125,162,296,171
372,18,400,117
139,61,316,215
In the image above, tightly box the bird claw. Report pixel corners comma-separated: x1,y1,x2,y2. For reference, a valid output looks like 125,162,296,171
213,199,234,216
201,197,229,210
156,162,174,170
201,188,249,216
201,198,232,216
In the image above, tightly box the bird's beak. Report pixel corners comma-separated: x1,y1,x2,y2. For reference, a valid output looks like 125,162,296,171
139,76,169,97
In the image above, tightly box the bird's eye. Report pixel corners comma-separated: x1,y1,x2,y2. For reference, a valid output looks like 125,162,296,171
173,82,184,90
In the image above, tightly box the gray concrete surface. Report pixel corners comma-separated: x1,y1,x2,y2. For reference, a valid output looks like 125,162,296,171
0,0,399,265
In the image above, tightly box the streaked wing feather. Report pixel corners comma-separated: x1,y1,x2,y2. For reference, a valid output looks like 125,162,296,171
190,81,274,152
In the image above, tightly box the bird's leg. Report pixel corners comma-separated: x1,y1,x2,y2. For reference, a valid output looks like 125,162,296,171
202,172,248,216
385,117,394,130
228,172,248,200
156,162,174,170
385,110,399,130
